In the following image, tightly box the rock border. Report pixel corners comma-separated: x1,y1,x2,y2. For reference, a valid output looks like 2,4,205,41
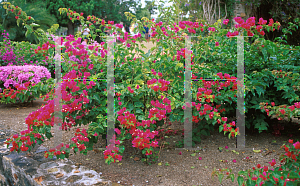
0,128,112,186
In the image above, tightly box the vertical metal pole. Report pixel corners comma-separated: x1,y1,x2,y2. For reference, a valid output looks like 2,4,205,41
106,36,115,150
54,36,62,151
184,36,192,149
236,36,246,149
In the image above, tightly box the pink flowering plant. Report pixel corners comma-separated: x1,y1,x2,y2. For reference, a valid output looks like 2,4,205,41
2,5,238,162
104,78,173,164
212,139,300,185
0,30,57,78
3,2,300,170
0,65,53,104
243,69,300,133
1,3,59,78
0,31,17,66
191,16,300,133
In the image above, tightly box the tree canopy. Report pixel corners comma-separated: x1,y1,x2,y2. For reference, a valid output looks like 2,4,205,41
134,0,157,21
0,0,56,43
45,0,137,35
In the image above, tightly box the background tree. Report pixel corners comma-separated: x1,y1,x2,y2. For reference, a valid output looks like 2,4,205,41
134,0,157,21
176,0,231,23
135,3,151,21
167,0,299,46
0,0,56,43
155,0,181,23
45,0,96,36
45,0,137,36
99,0,137,24
145,0,157,16
243,0,300,46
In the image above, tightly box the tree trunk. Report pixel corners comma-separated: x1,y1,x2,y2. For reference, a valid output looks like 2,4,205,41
67,21,75,36
233,0,251,25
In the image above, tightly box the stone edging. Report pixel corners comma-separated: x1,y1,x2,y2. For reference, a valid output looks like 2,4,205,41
0,128,112,186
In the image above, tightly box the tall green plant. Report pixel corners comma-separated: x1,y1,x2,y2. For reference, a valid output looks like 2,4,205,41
1,0,56,43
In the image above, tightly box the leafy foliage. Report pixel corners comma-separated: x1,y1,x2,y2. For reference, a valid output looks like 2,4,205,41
242,0,300,46
45,0,137,35
0,0,56,43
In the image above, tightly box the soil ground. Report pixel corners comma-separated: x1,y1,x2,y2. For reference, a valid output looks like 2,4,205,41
1,98,299,186
1,41,300,186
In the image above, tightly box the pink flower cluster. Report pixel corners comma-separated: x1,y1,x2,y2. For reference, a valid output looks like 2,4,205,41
175,48,194,62
4,35,103,157
104,87,172,163
208,27,216,32
261,101,300,121
117,31,142,45
147,78,170,92
223,19,229,25
151,69,163,77
191,76,239,137
0,65,51,88
226,17,280,37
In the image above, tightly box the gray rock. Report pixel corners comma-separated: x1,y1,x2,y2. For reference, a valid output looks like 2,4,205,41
0,129,112,186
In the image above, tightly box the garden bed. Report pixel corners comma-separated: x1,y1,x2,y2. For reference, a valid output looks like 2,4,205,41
0,98,112,186
1,98,299,185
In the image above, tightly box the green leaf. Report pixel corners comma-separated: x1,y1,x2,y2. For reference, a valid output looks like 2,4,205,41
255,86,265,97
36,28,45,34
230,174,235,182
288,171,300,179
125,133,132,139
94,94,101,102
135,108,143,114
31,23,40,27
192,134,201,142
218,174,224,183
237,176,244,185
200,129,210,136
127,103,134,112
156,120,164,127
134,102,144,107
219,125,223,133
137,115,145,120
59,154,65,159
17,142,22,148
45,131,53,139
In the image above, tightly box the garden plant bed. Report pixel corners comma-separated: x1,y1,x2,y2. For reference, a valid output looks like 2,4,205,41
0,98,299,185
0,98,113,186
0,1,300,185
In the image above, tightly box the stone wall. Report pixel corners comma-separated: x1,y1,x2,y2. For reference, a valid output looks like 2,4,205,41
0,128,112,186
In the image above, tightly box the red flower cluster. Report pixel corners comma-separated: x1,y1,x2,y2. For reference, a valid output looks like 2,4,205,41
102,80,175,163
176,48,194,62
147,78,170,92
226,16,280,37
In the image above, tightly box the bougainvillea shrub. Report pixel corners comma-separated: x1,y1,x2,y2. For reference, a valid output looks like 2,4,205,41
2,2,299,166
0,65,52,104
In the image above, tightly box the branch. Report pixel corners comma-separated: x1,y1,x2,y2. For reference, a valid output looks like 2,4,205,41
224,2,227,19
214,0,216,22
208,1,211,24
210,0,214,24
218,0,220,20
202,2,207,21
